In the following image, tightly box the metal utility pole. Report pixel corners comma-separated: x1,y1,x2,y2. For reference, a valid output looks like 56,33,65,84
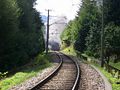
101,0,104,67
46,9,50,54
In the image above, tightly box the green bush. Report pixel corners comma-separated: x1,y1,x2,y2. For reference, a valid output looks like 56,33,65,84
34,54,50,65
85,51,93,57
0,72,8,80
0,53,51,90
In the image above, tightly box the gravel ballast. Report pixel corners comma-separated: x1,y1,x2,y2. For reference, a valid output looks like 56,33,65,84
78,62,105,90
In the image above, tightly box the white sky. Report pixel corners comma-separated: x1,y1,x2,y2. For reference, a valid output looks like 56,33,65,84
34,0,82,21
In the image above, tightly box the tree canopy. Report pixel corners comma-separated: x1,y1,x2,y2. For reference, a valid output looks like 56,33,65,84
61,0,120,63
0,0,45,72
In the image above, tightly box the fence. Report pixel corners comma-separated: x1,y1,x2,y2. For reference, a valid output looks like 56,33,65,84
104,61,120,79
77,52,120,79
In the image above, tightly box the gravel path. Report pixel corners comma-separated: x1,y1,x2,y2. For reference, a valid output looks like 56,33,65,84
91,65,112,90
78,61,105,90
9,53,60,90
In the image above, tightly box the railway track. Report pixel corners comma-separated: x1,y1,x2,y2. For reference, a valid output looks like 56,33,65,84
30,52,80,90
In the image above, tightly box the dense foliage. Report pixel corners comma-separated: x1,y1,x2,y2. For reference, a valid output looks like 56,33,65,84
61,20,79,45
0,0,45,72
61,0,120,63
75,0,101,53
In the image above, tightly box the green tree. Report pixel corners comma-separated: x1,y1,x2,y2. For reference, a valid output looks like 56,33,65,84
104,0,120,25
104,23,120,63
85,2,101,57
74,0,98,52
0,0,20,71
0,0,45,72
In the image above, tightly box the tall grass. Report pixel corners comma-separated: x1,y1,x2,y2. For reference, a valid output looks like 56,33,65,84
0,53,52,90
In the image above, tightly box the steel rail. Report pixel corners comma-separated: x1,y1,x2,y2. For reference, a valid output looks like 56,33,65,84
30,52,63,90
61,53,81,90
30,52,81,90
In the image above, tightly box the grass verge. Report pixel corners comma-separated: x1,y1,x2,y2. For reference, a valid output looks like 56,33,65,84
0,53,52,90
109,62,120,70
91,63,120,90
61,45,76,56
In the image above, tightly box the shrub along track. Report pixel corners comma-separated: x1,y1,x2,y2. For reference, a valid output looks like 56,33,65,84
30,52,80,90
9,52,62,90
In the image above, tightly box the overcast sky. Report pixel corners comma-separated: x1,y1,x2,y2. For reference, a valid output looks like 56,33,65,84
34,0,82,21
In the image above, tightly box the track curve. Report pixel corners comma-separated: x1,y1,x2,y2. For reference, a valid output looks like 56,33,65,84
30,52,80,90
